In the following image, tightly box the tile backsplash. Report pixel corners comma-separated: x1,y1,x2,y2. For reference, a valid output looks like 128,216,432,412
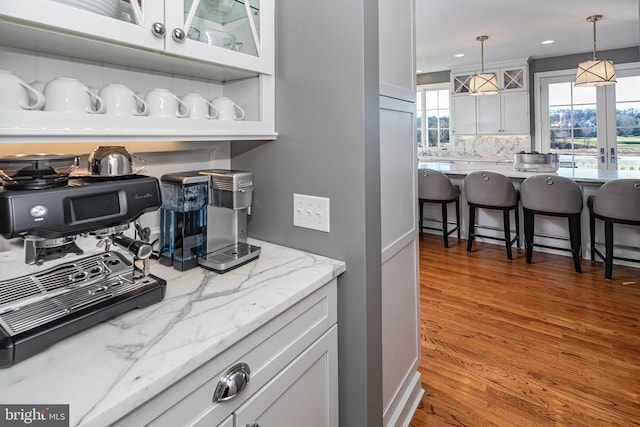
421,135,531,159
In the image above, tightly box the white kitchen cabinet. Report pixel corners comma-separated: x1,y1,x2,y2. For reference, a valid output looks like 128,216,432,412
0,0,275,142
451,95,477,135
0,0,273,76
233,327,338,427
476,90,529,134
450,61,530,136
112,279,338,427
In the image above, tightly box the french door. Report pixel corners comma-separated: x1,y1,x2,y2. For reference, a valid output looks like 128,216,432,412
537,63,640,170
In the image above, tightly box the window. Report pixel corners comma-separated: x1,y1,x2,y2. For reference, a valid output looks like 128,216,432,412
416,84,450,155
536,63,640,170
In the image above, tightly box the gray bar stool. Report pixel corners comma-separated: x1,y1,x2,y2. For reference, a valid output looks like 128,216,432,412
587,179,640,279
464,171,520,260
418,168,460,248
520,175,584,273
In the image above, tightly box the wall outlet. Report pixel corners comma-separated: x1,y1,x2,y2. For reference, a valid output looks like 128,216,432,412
293,194,330,233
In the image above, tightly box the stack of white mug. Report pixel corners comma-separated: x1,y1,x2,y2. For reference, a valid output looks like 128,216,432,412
0,69,245,120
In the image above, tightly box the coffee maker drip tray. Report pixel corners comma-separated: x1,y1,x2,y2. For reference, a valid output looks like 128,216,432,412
198,242,261,274
0,251,149,336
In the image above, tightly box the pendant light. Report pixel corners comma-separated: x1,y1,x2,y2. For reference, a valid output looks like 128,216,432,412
469,35,498,96
575,15,617,86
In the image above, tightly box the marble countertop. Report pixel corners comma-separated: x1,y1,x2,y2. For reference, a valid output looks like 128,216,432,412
0,240,345,427
419,162,640,184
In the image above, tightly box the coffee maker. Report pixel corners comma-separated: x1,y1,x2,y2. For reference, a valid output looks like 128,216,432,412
159,169,260,273
0,155,166,368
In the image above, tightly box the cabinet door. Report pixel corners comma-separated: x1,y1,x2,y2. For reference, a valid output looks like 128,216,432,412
164,0,274,75
234,326,338,427
451,95,477,135
501,90,529,134
476,94,501,134
0,0,164,52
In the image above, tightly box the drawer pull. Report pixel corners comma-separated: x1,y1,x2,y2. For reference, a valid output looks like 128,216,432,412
213,362,251,402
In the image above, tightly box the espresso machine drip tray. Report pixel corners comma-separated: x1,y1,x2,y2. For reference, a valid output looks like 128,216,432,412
0,251,166,368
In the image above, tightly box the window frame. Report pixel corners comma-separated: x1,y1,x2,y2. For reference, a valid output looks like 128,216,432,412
534,62,640,169
417,82,450,153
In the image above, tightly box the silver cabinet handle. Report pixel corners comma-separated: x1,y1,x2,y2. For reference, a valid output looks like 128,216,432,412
245,424,259,427
600,147,605,164
172,28,186,42
213,362,251,402
151,22,166,38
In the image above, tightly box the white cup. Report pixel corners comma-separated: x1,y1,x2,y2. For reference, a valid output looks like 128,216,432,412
100,83,148,116
210,96,245,121
43,77,105,114
181,92,218,119
145,88,189,118
0,70,45,111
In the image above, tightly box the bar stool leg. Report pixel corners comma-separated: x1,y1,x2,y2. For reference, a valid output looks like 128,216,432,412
524,208,534,264
441,202,449,248
604,219,614,280
467,205,476,253
503,208,513,260
455,198,461,239
568,214,582,273
515,204,521,248
589,209,596,261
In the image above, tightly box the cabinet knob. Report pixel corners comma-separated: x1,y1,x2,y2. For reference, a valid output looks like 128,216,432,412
151,22,166,38
172,28,187,42
213,362,251,402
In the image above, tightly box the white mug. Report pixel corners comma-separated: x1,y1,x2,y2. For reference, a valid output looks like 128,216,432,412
181,92,218,119
100,83,148,116
210,96,245,121
145,88,189,118
43,77,105,114
0,70,45,111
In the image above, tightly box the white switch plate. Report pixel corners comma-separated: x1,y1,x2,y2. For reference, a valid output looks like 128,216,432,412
293,194,330,232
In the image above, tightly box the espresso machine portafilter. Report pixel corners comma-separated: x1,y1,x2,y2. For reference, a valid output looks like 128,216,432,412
159,169,261,273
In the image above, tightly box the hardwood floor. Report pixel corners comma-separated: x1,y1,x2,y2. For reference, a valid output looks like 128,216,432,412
410,234,640,427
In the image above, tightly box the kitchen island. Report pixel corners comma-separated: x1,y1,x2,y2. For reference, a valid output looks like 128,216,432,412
418,162,640,268
0,240,345,426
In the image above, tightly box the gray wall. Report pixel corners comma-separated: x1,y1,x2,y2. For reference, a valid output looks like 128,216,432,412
232,0,383,426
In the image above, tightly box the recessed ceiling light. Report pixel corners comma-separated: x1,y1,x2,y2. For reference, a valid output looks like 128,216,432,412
416,69,423,73
542,40,555,45
454,53,465,58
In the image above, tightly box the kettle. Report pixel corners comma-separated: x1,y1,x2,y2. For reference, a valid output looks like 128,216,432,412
88,146,146,176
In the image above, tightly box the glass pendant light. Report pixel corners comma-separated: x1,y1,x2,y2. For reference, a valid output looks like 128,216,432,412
469,35,498,96
575,15,617,87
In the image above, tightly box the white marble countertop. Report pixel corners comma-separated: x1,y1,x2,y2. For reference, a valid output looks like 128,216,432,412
0,239,345,427
419,162,640,184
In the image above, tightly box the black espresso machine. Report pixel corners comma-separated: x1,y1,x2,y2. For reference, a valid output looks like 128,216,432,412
0,155,166,368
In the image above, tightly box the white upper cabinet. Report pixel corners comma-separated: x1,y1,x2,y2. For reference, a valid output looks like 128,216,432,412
450,60,529,135
0,0,275,142
0,0,273,77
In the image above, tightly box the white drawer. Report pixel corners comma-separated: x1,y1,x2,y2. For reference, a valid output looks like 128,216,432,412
115,279,337,427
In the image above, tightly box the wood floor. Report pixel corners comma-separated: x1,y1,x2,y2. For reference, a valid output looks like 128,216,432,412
409,234,640,427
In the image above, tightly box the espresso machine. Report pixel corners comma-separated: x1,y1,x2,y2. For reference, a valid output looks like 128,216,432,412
159,169,260,273
0,155,166,368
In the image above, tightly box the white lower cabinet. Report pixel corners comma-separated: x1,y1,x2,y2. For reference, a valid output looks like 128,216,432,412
233,326,338,427
113,280,338,427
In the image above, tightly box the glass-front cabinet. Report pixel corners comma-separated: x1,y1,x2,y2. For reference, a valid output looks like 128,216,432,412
0,0,275,141
0,0,272,75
